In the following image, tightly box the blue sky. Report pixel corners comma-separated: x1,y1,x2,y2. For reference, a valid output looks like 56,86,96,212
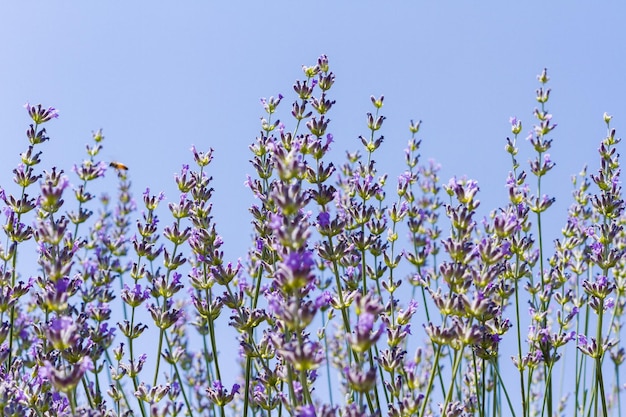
2,3,626,248
1,1,625,409
2,3,625,255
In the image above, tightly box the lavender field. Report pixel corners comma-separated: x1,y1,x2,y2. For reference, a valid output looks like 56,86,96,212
0,54,623,416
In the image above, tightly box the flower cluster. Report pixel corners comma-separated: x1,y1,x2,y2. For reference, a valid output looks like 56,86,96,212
0,58,623,417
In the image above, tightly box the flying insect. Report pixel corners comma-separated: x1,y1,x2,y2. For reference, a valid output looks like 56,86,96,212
109,162,129,171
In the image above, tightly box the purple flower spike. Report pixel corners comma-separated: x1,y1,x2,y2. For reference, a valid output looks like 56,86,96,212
317,211,330,228
46,316,79,351
24,102,59,124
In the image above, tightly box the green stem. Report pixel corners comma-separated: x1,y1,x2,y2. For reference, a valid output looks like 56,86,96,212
419,344,442,417
164,333,193,415
513,275,527,417
595,306,608,417
443,345,465,410
320,311,334,407
242,352,252,417
153,329,165,387
490,358,517,417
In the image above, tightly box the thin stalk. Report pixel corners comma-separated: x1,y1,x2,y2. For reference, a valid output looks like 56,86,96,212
443,345,465,411
490,358,517,417
419,344,442,417
595,306,608,417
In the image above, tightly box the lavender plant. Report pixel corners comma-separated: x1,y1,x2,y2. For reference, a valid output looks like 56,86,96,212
0,57,623,417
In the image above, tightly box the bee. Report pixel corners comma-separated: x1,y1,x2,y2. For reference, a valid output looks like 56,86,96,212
109,161,129,171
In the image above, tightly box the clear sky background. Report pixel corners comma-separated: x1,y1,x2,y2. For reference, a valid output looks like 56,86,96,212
2,3,626,251
1,1,625,411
